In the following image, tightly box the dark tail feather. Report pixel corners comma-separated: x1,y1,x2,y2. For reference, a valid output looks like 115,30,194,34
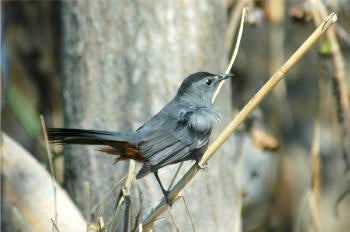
47,128,135,146
48,128,145,162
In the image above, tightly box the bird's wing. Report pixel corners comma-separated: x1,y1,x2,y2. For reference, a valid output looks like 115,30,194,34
139,107,212,169
139,128,191,166
136,127,192,178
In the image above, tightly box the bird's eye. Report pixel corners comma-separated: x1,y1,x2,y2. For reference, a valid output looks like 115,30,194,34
206,79,212,85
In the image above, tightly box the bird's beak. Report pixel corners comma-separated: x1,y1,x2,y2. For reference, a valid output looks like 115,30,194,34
218,73,234,81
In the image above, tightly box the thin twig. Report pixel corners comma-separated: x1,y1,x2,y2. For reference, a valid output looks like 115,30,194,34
225,0,250,48
50,218,61,232
95,175,128,220
142,11,337,231
125,160,136,195
98,217,105,231
212,7,248,102
181,196,196,232
169,162,184,189
40,115,58,232
107,160,136,232
167,208,180,231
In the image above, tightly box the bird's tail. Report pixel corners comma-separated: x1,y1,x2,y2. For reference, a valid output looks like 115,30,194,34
48,128,129,145
47,128,143,162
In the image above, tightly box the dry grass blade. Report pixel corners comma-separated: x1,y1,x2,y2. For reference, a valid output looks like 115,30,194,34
123,195,131,232
98,217,105,231
40,115,58,232
169,162,184,189
212,7,248,102
167,208,179,231
94,175,128,221
106,161,136,232
107,194,123,232
181,196,196,232
142,11,337,231
226,0,250,48
50,218,61,232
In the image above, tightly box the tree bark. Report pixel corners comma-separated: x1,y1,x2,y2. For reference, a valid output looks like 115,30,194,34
61,0,233,230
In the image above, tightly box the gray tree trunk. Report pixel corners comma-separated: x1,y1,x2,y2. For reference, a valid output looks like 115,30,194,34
61,1,234,230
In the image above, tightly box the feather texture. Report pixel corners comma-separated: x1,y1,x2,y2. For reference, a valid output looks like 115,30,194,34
47,72,230,180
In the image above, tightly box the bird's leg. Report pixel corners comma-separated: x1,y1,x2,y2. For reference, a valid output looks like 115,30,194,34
154,171,172,206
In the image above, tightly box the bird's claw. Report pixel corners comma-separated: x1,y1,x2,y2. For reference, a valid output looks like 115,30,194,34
198,161,208,170
163,190,173,206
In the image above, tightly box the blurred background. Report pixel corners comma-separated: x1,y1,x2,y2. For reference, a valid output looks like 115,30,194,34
2,0,350,231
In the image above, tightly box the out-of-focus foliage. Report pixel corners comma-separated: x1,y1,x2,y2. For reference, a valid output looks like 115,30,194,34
2,1,61,163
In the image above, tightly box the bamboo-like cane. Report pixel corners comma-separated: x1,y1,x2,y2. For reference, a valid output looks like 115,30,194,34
142,12,337,231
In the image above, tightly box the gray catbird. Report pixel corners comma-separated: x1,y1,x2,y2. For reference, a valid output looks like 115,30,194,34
48,71,233,204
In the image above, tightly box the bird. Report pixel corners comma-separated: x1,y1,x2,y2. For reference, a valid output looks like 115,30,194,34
48,71,233,204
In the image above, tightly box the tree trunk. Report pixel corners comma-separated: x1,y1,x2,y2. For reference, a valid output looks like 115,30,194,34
61,0,233,230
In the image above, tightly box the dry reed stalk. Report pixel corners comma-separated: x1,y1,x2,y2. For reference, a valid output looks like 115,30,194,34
106,161,136,232
181,196,197,232
142,10,337,232
167,208,180,231
213,7,248,102
308,0,350,170
40,115,58,232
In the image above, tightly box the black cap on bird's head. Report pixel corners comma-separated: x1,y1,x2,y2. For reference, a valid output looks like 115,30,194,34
177,71,234,103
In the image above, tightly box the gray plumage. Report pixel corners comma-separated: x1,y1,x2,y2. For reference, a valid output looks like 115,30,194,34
48,71,233,201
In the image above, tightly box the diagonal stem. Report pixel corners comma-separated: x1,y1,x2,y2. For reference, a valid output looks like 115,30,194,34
142,11,337,231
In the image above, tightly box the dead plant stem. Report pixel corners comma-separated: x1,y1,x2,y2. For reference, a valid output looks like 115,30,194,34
40,116,58,232
142,11,337,231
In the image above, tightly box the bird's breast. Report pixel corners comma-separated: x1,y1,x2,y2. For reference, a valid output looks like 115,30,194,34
188,106,220,133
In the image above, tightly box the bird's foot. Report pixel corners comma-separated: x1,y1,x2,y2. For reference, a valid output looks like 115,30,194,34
162,190,173,206
154,171,173,206
197,161,208,170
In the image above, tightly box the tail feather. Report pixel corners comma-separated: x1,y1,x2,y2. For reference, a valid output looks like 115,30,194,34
47,128,135,146
136,162,152,179
48,128,146,168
